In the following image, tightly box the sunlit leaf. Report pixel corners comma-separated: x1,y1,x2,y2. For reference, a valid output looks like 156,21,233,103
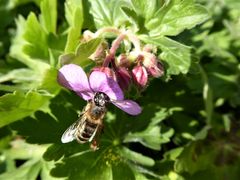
10,15,50,73
64,0,83,53
40,0,57,34
147,0,209,36
141,36,192,75
89,0,128,28
0,91,51,128
0,139,61,180
23,13,49,60
60,38,102,67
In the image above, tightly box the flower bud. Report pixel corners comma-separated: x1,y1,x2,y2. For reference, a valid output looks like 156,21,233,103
92,67,117,81
116,67,131,91
143,44,157,53
147,61,164,78
132,65,148,88
116,54,131,68
142,52,164,78
128,51,140,63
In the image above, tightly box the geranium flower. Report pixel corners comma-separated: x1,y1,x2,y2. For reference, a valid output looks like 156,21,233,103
58,64,142,115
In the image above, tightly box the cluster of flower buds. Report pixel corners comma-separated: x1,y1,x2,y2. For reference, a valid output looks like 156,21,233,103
81,28,164,92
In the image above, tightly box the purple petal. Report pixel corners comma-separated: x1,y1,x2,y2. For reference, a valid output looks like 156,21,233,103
111,100,142,115
89,71,124,100
58,64,93,100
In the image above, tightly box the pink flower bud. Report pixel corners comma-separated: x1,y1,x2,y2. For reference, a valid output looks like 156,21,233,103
142,52,164,78
116,67,131,91
143,44,157,53
132,65,148,88
92,67,117,81
116,54,131,68
128,51,140,63
147,61,164,78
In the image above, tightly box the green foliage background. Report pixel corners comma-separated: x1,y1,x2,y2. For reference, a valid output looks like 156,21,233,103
0,0,240,179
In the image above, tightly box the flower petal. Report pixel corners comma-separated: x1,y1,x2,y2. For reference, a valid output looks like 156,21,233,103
132,65,148,88
111,99,142,115
89,71,124,100
58,64,93,100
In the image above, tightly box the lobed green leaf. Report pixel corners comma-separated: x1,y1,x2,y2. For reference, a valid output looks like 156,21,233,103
0,91,51,128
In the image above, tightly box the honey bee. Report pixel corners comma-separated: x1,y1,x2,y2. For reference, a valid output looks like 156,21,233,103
61,92,110,150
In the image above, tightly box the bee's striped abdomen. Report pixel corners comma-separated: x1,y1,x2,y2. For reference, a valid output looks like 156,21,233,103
76,120,98,143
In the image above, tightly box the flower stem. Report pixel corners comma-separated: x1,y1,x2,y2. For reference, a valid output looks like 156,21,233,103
110,33,126,55
94,27,121,37
126,30,141,52
102,54,114,67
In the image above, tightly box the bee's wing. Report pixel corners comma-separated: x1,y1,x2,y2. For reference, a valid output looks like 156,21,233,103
61,120,80,143
61,105,88,143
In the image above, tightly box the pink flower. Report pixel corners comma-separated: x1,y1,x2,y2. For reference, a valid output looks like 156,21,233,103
132,65,148,88
58,64,141,115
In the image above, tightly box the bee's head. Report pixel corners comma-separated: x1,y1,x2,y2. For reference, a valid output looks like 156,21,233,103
94,92,110,107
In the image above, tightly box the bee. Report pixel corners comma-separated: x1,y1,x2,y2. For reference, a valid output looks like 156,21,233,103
61,92,110,150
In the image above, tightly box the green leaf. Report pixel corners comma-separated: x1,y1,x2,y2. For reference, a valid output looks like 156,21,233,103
7,0,41,9
121,0,159,32
10,15,50,72
163,147,184,161
39,68,61,95
40,0,57,34
129,0,157,19
64,0,83,53
50,146,146,180
11,107,78,144
60,38,102,67
0,139,61,180
119,147,155,167
0,68,40,92
199,65,213,124
124,126,161,150
147,0,210,36
0,159,41,180
120,7,139,30
23,13,49,60
0,91,50,128
75,38,102,61
0,68,37,84
141,36,192,75
175,142,216,175
89,0,128,28
124,108,175,150
121,0,209,35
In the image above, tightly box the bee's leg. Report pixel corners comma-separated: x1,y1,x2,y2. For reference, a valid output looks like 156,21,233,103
90,139,99,151
90,125,103,151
